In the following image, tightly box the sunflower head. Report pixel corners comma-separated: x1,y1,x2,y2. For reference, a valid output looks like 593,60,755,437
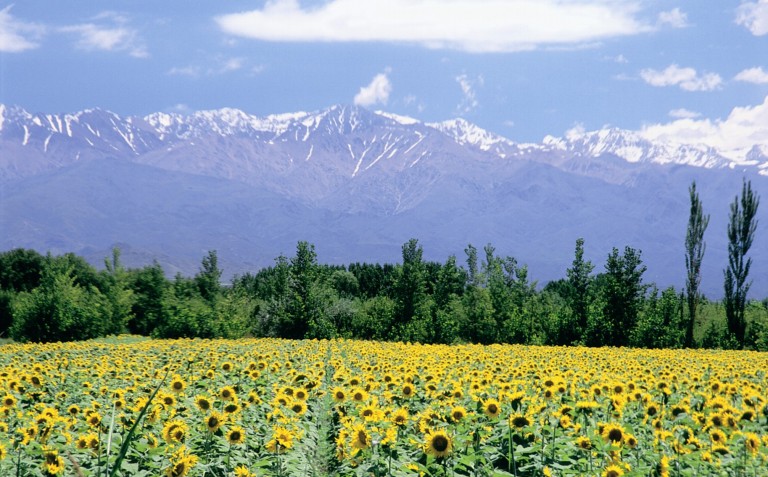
602,464,624,477
424,430,452,458
601,423,624,445
195,395,212,412
42,448,65,475
745,433,760,454
483,398,501,419
205,411,225,433
350,424,370,450
509,414,531,429
575,436,592,450
450,406,467,422
226,425,246,445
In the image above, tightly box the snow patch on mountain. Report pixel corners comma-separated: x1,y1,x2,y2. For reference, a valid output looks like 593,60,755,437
374,110,420,125
3,103,768,175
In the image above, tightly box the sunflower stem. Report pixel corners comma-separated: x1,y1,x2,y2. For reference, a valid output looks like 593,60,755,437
104,401,116,476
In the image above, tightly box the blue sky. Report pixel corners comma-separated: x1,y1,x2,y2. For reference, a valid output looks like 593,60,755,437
2,1,768,144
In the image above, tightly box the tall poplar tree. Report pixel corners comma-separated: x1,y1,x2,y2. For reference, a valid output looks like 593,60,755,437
684,182,709,348
724,179,760,348
567,238,594,343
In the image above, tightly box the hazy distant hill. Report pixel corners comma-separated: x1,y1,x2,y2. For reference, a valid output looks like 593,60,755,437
1,104,766,296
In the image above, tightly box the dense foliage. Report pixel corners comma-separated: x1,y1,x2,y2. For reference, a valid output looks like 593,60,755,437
0,239,766,350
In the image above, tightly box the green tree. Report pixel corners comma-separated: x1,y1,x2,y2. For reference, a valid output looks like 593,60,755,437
566,238,594,344
602,246,647,347
685,182,709,348
10,259,107,342
631,286,684,348
128,262,170,335
101,247,135,334
724,179,760,348
392,239,427,338
195,250,222,304
285,241,323,339
0,248,46,334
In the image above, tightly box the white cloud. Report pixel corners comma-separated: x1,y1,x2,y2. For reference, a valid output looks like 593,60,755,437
613,54,629,64
215,0,651,53
736,0,768,35
168,66,201,77
735,66,768,84
455,74,483,114
640,64,722,92
0,6,44,52
221,58,244,73
668,108,701,119
641,95,768,159
354,72,392,107
61,12,147,57
657,8,688,28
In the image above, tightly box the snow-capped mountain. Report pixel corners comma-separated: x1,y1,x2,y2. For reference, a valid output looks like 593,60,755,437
1,103,767,295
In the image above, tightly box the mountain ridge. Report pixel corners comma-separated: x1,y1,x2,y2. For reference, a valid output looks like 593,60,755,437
1,103,767,297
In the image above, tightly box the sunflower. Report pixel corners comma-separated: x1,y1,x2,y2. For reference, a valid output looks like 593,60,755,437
575,436,592,450
392,407,409,427
576,401,599,415
294,388,308,401
450,406,467,422
67,405,80,416
195,395,212,412
169,375,186,394
2,394,17,408
219,386,237,401
350,423,371,450
223,401,240,414
745,432,760,454
41,448,65,475
483,398,501,419
712,444,730,455
332,387,346,403
602,465,624,477
424,430,452,458
601,423,624,445
708,413,724,428
709,429,726,445
162,419,187,443
165,446,198,477
360,404,383,422
86,412,102,428
205,411,226,433
401,383,415,399
509,413,531,429
290,401,308,416
670,404,689,418
351,388,368,403
234,465,255,477
226,425,246,445
656,455,670,477
268,426,294,451
624,433,638,449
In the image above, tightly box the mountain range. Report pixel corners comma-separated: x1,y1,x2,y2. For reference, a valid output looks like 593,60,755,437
1,103,766,297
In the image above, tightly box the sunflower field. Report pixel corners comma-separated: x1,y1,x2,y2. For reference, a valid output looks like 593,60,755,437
1,336,767,477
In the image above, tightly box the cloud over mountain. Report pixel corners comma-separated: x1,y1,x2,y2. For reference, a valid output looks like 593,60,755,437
215,0,651,52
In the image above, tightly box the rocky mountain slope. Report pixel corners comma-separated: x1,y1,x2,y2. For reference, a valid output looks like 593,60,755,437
1,104,766,296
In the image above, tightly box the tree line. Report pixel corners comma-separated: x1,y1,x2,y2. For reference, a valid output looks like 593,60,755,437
0,180,765,349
